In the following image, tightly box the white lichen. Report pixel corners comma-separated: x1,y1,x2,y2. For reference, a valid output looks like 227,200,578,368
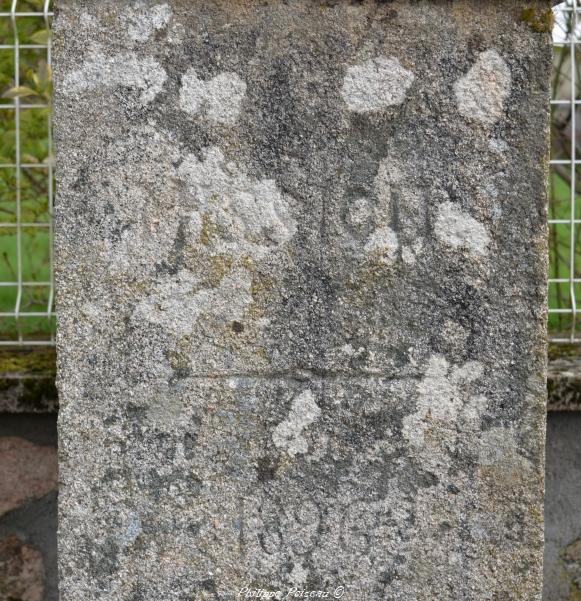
401,246,415,265
489,137,509,154
120,512,142,546
440,319,469,348
341,56,415,113
402,355,486,451
178,147,296,260
434,201,490,257
135,268,252,337
454,50,511,125
126,145,296,339
348,197,372,230
364,226,399,265
179,68,246,125
122,2,172,42
289,562,309,586
272,390,321,457
62,51,166,105
401,240,423,266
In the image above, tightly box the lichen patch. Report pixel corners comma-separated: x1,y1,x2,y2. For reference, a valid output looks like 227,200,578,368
402,355,487,465
401,240,423,266
364,226,399,265
289,562,309,586
454,50,511,125
179,68,246,125
178,147,296,261
341,56,414,113
120,512,142,546
348,197,373,231
435,201,490,257
129,146,296,340
135,268,253,337
272,390,321,457
122,2,172,42
62,51,166,105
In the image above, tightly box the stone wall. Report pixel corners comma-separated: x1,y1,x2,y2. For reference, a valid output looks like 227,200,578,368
544,413,581,601
0,414,58,601
0,350,60,600
54,1,551,599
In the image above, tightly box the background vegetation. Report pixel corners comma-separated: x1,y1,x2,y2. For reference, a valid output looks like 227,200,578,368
0,0,53,342
549,6,581,337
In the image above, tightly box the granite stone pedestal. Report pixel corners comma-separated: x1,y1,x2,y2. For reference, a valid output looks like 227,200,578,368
54,1,550,599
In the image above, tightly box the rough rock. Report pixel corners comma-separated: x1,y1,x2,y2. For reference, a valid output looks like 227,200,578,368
53,1,550,599
0,534,44,601
0,438,58,517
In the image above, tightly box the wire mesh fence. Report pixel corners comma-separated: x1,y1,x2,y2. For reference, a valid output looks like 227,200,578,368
0,0,54,346
551,1,581,342
0,2,576,345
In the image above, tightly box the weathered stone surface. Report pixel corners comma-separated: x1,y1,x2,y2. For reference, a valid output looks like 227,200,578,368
0,438,58,518
53,1,550,599
0,534,44,601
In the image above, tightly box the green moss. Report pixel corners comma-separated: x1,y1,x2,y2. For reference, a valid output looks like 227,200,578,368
0,348,56,375
549,343,581,360
521,7,554,33
0,349,57,411
569,582,581,601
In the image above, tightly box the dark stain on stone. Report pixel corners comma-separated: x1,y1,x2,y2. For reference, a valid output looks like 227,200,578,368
439,521,453,533
102,468,119,483
188,522,201,537
447,484,460,495
232,321,245,334
183,430,199,460
378,568,395,585
157,217,190,277
416,470,440,489
171,365,192,381
257,455,279,482
144,469,201,501
199,578,217,594
71,165,90,192
109,222,131,245
126,404,147,422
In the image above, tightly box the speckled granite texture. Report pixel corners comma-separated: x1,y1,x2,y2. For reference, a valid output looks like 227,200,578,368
53,1,550,599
